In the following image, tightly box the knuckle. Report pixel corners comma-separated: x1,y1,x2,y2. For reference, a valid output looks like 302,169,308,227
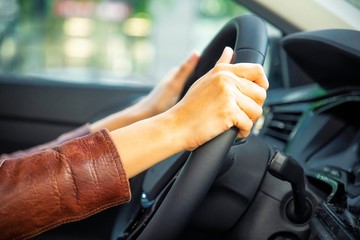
213,71,229,86
243,119,254,132
254,105,263,119
258,87,267,103
221,106,234,119
249,104,263,122
237,117,253,138
263,80,270,90
213,63,226,72
251,64,264,76
252,86,267,104
254,63,263,72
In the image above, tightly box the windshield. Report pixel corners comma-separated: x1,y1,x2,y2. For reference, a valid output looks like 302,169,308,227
346,0,360,9
315,0,360,29
0,0,250,85
237,0,360,34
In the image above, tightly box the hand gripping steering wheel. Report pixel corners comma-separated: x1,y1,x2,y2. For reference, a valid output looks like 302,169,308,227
137,14,268,240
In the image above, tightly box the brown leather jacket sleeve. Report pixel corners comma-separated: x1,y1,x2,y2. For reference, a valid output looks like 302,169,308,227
0,129,131,240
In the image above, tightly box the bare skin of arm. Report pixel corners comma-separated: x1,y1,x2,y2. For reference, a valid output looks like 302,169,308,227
1,47,267,180
90,52,201,133
0,52,200,161
111,47,269,178
0,47,268,240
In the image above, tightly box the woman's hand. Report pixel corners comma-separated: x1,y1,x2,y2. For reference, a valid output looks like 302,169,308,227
90,52,199,133
136,51,200,116
111,46,268,178
170,46,268,150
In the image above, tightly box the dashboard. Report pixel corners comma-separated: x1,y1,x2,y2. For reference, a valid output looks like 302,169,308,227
258,28,360,240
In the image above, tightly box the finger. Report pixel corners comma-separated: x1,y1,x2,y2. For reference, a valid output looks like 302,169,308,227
235,91,264,122
235,78,267,106
175,51,200,81
235,63,269,90
223,80,263,123
216,46,234,64
231,105,254,139
217,63,269,90
219,71,267,106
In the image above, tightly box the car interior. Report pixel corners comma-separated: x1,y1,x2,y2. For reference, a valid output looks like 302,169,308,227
1,0,360,240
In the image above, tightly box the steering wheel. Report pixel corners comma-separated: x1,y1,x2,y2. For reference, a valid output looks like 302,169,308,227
137,15,268,240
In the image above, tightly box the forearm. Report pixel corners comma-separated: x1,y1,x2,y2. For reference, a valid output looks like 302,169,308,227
90,99,155,133
90,51,200,133
110,110,186,178
0,130,130,240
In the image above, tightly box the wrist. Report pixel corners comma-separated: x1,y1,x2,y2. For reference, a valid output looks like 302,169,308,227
164,105,195,151
156,109,189,152
109,110,186,178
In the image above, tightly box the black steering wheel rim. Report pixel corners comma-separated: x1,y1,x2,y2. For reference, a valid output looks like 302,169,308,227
137,14,268,240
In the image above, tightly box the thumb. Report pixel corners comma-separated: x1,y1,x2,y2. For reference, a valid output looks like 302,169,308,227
216,46,234,64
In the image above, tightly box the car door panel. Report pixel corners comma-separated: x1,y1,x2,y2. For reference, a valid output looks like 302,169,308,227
0,75,151,154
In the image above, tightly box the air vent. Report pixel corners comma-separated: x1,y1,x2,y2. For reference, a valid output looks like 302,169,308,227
264,109,303,143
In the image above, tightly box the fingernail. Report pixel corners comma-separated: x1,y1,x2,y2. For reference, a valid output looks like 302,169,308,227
223,46,233,55
188,51,199,63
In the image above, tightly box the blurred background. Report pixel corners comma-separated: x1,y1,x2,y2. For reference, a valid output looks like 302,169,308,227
0,0,255,86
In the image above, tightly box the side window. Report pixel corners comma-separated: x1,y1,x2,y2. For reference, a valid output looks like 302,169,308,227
0,0,282,87
264,23,284,90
